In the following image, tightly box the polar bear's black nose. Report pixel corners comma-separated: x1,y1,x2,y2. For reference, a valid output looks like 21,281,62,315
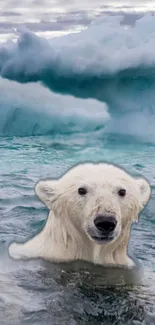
94,215,117,234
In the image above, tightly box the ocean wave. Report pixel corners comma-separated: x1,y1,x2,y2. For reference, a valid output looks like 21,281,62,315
1,15,155,137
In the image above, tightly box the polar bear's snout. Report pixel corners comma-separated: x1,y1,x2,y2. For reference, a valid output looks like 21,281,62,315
94,214,117,234
86,211,120,245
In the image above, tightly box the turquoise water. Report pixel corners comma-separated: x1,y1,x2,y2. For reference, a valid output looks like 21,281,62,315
0,133,155,325
1,14,155,325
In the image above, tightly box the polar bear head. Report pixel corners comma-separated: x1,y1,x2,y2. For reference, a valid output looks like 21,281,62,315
35,163,151,245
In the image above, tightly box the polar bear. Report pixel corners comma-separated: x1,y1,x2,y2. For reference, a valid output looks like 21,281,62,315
8,163,151,267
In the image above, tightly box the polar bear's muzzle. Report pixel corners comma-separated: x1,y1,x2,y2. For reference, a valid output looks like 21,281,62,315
94,214,117,233
87,214,119,244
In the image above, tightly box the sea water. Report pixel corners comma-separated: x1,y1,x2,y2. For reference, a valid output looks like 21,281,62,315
0,15,155,325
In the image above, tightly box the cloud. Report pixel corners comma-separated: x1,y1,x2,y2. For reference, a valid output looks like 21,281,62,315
0,0,154,42
1,0,154,12
0,11,22,17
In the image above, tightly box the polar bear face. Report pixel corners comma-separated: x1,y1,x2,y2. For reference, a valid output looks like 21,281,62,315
35,163,151,246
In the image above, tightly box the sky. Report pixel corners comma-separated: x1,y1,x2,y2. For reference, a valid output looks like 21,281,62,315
0,1,155,42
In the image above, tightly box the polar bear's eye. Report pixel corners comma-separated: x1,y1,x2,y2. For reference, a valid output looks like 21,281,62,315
78,187,87,196
118,189,126,197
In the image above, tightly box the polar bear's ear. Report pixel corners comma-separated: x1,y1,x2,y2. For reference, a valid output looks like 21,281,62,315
35,180,57,209
136,178,151,207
